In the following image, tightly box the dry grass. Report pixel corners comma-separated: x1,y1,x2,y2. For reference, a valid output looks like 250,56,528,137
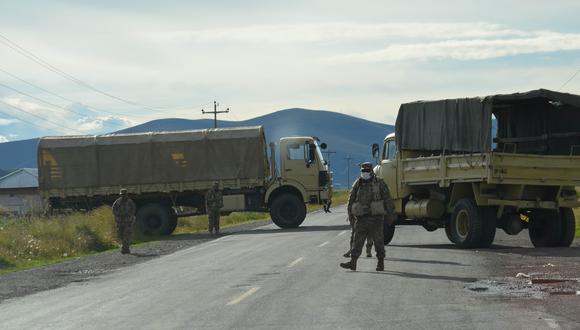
174,212,269,234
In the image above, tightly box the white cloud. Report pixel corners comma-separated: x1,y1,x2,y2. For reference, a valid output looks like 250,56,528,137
149,22,531,44
0,135,8,142
0,118,18,126
331,32,580,62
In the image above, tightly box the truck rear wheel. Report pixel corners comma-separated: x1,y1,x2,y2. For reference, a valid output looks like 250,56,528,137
136,203,178,236
558,208,575,247
528,210,562,247
270,193,306,228
479,207,497,248
383,221,395,245
450,198,483,248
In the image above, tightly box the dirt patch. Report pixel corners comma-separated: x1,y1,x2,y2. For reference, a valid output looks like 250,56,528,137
467,230,580,325
0,219,271,303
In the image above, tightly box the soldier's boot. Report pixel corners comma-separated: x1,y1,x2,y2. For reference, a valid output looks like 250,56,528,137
366,245,372,258
376,258,384,272
343,250,351,258
340,257,358,271
121,246,130,255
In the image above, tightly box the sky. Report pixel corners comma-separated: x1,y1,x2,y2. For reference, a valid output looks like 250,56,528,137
1,0,580,141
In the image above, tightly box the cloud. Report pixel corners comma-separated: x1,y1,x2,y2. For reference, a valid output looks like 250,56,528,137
0,135,8,142
331,32,580,62
150,22,531,44
0,97,134,135
0,118,18,126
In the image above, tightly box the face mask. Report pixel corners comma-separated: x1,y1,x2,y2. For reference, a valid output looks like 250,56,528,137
361,172,372,180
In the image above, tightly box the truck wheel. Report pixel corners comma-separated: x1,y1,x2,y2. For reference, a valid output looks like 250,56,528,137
528,210,562,247
479,207,497,248
270,194,306,228
558,208,575,247
450,198,483,248
383,222,395,245
136,203,177,236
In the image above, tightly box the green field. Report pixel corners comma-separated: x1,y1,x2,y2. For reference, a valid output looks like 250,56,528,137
0,191,349,273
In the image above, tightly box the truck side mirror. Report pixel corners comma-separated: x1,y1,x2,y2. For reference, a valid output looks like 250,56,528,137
372,143,380,160
320,143,327,150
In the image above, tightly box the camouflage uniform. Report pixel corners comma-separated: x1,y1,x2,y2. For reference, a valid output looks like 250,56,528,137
340,168,395,271
112,191,136,254
205,183,224,235
344,216,374,258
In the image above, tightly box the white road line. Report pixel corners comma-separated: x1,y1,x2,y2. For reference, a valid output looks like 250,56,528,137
317,241,330,247
544,318,559,329
337,230,348,237
226,287,260,306
287,257,304,268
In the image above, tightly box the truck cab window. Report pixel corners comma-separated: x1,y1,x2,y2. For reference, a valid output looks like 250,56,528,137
387,140,397,160
287,144,306,160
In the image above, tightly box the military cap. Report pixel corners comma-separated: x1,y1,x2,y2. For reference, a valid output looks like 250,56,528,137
119,188,128,195
360,162,373,171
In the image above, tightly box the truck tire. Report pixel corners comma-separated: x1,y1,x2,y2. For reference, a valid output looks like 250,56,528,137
383,222,395,245
445,219,456,244
479,207,497,248
450,198,483,249
136,203,177,236
558,208,576,247
270,194,306,228
528,210,562,247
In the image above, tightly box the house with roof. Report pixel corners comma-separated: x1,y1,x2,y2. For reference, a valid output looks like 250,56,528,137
0,168,42,215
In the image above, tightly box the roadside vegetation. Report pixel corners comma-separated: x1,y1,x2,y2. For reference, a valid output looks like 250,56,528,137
0,191,349,273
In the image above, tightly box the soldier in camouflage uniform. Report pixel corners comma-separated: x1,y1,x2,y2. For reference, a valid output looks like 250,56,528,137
340,162,395,271
343,218,375,258
206,182,224,235
112,188,136,254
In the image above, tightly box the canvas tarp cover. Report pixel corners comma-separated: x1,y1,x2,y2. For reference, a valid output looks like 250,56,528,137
395,89,580,154
38,126,268,190
395,98,492,153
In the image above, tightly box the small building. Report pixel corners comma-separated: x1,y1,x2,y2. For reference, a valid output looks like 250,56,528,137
0,168,42,216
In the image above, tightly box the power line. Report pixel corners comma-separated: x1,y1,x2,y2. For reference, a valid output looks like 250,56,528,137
557,68,580,91
0,107,60,133
0,99,84,134
0,33,201,115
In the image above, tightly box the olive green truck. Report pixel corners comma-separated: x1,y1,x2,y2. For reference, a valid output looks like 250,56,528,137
374,89,579,248
38,126,332,234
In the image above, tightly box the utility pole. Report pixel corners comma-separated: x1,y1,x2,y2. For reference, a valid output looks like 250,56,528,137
344,155,353,190
202,101,229,128
322,151,336,167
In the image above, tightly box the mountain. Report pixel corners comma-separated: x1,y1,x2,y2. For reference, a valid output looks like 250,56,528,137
0,109,394,187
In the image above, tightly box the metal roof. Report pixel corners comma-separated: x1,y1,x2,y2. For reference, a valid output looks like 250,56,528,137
0,168,39,189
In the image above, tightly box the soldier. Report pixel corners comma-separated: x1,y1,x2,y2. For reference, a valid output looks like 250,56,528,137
340,162,395,271
112,188,136,254
343,218,374,258
205,181,224,235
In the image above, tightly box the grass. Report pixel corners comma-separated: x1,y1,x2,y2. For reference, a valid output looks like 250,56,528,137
0,207,118,273
0,191,350,273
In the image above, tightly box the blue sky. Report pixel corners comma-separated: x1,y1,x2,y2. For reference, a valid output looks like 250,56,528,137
1,0,580,141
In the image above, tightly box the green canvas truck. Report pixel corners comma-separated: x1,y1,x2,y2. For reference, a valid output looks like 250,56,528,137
38,126,333,234
373,89,579,248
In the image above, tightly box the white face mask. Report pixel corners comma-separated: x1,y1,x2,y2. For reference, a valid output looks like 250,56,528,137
361,172,372,180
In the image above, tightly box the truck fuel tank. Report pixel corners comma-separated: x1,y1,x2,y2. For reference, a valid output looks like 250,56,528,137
404,199,445,219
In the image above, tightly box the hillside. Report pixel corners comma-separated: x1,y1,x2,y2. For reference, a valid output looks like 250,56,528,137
0,109,394,187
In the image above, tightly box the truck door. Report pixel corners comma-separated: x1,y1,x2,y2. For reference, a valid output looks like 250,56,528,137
381,139,398,198
283,142,319,192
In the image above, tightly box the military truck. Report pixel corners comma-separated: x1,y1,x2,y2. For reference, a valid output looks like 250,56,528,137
38,126,332,234
373,89,580,248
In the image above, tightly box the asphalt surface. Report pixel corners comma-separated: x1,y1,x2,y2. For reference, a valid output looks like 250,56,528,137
0,206,576,330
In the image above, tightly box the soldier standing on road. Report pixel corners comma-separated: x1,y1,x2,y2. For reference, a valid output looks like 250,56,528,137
112,188,136,255
340,162,395,271
343,217,375,258
206,182,224,235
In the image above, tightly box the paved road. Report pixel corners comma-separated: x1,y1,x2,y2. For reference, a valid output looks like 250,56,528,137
0,206,570,329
